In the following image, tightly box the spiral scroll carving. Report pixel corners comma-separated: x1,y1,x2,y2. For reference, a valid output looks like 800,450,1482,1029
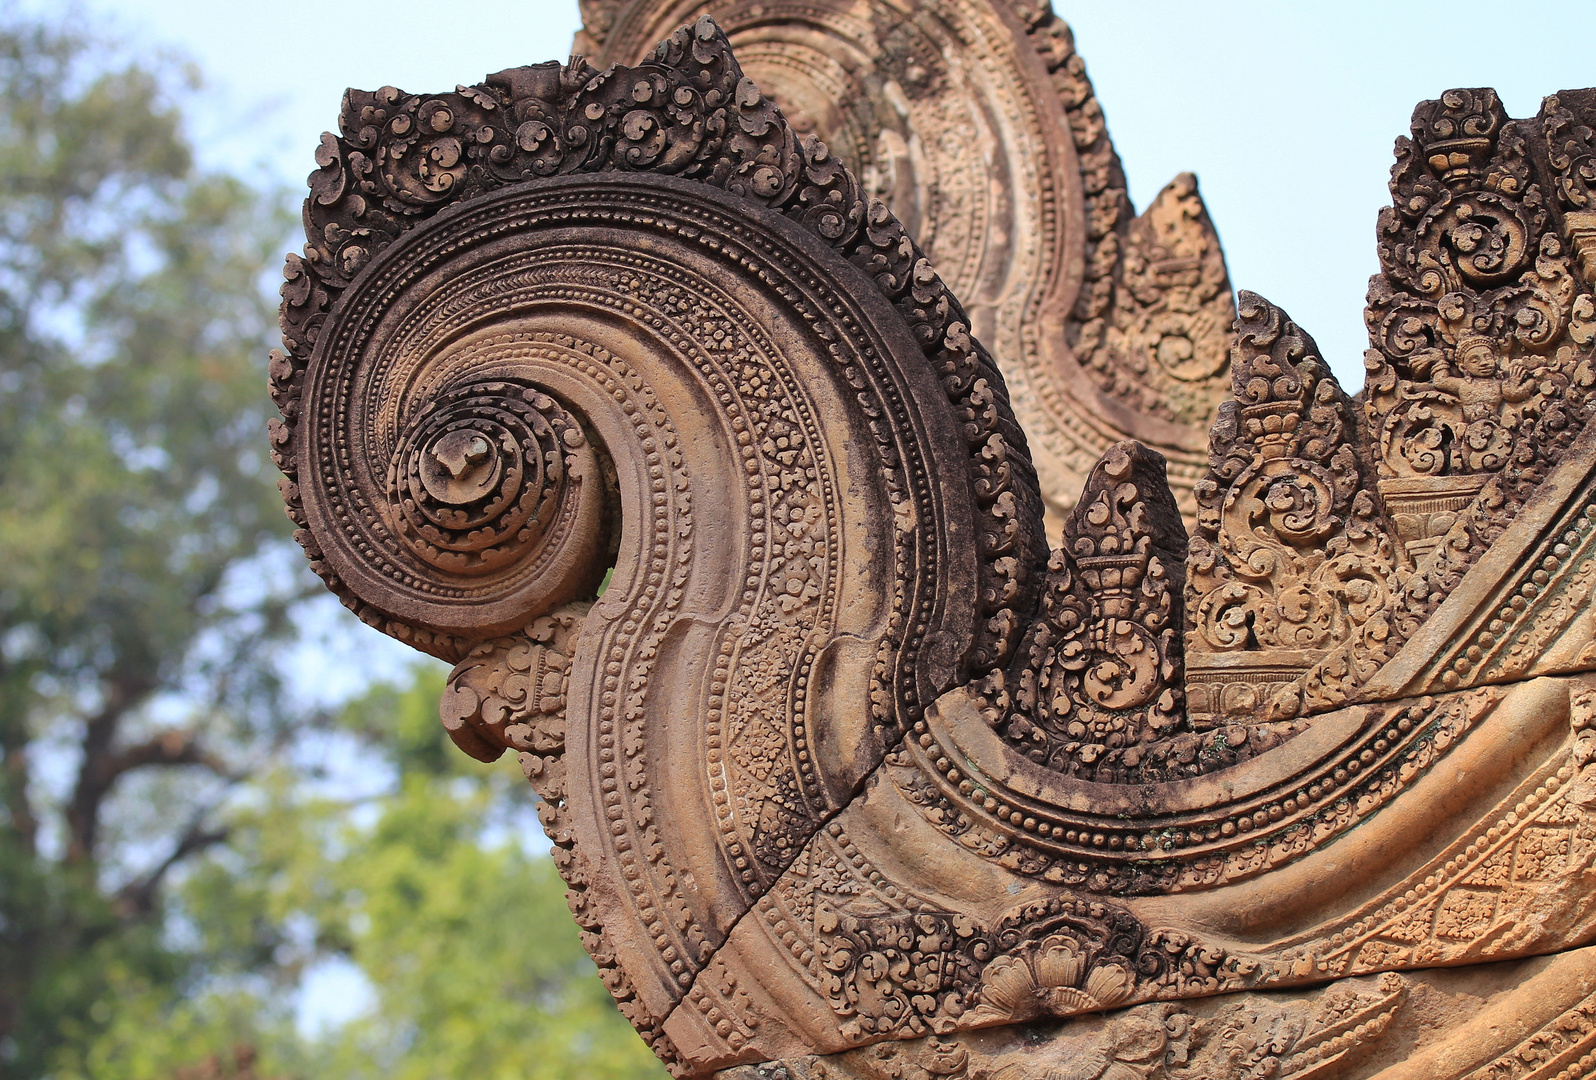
582,0,1238,530
274,19,1058,1071
389,383,595,577
292,328,612,654
277,18,1596,1080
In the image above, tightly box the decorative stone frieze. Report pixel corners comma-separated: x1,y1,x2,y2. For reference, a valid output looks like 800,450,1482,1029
274,12,1596,1079
578,0,1235,531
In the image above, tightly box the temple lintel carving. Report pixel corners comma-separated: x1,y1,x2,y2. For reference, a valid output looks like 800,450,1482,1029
274,18,1596,1076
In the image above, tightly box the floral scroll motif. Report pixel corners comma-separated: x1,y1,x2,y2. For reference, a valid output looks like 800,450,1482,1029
1368,88,1596,563
770,824,1242,1045
979,441,1194,781
438,604,588,763
1184,292,1405,726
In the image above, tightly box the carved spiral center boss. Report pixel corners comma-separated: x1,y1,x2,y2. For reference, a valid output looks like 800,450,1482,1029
392,384,582,573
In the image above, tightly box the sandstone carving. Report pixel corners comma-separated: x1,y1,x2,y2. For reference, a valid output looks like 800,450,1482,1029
576,0,1234,530
271,11,1596,1080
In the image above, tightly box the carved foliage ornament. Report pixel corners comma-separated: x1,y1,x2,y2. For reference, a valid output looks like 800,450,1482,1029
979,440,1191,783
276,16,1596,1080
274,17,1054,1072
1185,292,1405,728
270,16,1047,670
1369,88,1596,560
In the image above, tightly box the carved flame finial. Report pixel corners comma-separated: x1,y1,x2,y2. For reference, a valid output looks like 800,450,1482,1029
277,14,1596,1073
982,441,1188,782
1183,292,1403,725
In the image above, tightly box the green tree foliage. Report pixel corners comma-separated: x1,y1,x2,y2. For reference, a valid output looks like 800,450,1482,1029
0,11,299,1073
50,667,666,1080
233,671,663,1080
0,10,665,1078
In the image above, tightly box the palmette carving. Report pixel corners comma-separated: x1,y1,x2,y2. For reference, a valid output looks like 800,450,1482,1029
1185,293,1405,727
747,820,1244,1048
278,16,1596,1076
979,441,1192,782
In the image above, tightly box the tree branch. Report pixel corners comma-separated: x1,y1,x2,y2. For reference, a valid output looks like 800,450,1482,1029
114,812,231,919
65,674,144,864
1,742,38,856
65,672,230,864
103,729,229,779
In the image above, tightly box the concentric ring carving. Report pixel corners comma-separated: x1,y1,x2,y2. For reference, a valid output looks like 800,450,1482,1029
388,381,588,576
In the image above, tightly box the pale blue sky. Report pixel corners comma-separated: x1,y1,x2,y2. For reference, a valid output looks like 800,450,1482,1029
59,0,1596,387
47,1,1596,705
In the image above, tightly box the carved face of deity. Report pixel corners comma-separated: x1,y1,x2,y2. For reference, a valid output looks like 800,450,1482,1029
1455,334,1501,378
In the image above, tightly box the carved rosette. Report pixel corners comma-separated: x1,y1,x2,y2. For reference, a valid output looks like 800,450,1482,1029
583,0,1235,530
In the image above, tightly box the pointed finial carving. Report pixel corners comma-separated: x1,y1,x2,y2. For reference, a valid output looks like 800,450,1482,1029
1368,89,1596,566
1075,173,1236,430
982,441,1187,780
1185,293,1405,726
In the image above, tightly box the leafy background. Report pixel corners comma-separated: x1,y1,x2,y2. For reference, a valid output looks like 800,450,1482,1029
0,5,665,1076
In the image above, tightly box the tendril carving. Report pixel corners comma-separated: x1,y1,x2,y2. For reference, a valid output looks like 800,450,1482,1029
1185,293,1404,727
979,441,1193,782
1368,88,1596,567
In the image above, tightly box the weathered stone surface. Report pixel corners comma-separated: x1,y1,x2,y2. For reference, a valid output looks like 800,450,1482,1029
578,0,1235,531
271,12,1596,1080
715,946,1596,1079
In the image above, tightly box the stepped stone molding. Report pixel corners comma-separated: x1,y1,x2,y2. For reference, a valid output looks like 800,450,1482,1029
273,16,1596,1080
578,0,1236,531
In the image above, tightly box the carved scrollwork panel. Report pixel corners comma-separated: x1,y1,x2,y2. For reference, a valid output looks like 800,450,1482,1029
1366,89,1596,582
274,21,1053,1071
583,0,1236,530
1182,292,1406,728
277,16,1596,1077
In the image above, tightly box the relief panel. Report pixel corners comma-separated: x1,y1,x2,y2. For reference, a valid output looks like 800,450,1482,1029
274,18,1596,1080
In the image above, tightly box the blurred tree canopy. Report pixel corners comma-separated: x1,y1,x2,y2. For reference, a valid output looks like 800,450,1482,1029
0,10,664,1079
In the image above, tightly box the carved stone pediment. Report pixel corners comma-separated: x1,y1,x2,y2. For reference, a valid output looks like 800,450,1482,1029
272,14,1596,1080
578,0,1236,532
